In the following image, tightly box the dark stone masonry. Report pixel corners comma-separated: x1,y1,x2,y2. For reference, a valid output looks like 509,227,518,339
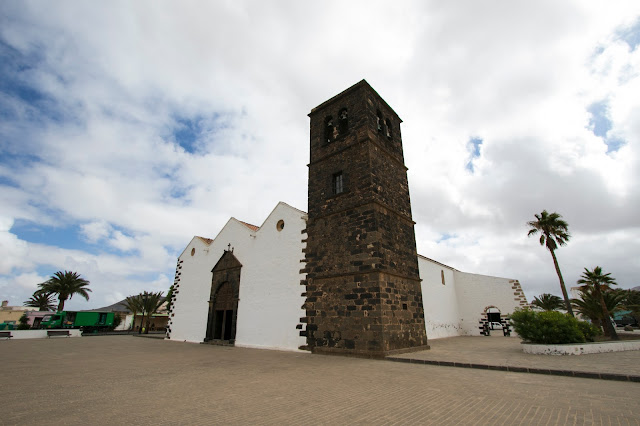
300,80,429,358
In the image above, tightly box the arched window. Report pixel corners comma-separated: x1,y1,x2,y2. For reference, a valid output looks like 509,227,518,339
385,119,393,139
338,108,348,135
324,116,334,143
376,110,383,132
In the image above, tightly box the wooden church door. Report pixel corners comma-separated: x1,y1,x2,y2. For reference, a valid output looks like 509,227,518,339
205,249,241,343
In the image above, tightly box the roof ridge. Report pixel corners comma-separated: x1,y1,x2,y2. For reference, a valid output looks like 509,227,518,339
195,236,214,244
238,221,260,232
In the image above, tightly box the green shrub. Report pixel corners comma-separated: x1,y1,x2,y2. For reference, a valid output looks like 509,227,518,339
577,320,601,342
17,313,30,330
510,308,597,344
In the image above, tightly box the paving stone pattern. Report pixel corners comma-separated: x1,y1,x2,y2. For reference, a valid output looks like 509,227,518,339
1,336,639,425
391,334,640,381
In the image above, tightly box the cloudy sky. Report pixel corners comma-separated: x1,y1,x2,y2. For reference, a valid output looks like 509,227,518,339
1,1,639,311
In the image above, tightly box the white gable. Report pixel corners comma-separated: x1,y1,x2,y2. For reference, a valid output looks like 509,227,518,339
168,202,308,351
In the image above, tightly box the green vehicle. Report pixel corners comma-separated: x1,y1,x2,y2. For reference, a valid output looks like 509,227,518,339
40,311,114,332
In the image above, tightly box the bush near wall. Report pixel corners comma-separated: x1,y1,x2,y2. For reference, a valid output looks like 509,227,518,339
510,308,601,344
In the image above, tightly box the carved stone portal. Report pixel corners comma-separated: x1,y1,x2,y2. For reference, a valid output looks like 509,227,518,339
205,250,241,343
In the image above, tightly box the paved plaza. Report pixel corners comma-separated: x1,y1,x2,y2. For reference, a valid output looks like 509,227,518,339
1,335,639,425
392,334,640,381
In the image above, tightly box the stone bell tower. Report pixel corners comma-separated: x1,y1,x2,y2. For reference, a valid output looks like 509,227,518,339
300,80,429,357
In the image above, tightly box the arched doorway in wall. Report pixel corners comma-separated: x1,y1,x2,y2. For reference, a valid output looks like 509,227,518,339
479,305,506,335
211,282,236,340
486,307,501,330
205,249,242,344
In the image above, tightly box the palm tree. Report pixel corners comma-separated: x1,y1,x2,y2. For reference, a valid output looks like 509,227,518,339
140,291,165,334
577,266,619,340
531,293,564,311
24,290,57,311
527,210,573,316
38,271,91,312
572,288,624,330
122,295,143,331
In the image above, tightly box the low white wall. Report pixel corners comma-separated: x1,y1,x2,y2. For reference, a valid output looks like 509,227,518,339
1,329,82,339
522,340,640,355
454,272,525,336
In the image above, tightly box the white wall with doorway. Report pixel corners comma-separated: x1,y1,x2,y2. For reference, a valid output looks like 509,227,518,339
169,202,307,352
454,271,527,336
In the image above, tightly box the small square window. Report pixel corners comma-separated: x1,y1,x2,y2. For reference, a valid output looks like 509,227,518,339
333,172,344,195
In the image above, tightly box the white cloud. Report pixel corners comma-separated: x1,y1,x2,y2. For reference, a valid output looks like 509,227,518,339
0,217,30,274
13,272,48,291
80,221,112,243
0,1,639,310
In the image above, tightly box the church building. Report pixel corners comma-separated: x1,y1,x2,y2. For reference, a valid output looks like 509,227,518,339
167,81,528,356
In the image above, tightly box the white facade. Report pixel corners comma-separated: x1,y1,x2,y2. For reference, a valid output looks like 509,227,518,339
168,202,307,351
419,255,527,339
418,256,461,339
169,202,527,350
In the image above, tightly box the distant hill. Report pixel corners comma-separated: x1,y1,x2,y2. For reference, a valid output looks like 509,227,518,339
83,297,167,313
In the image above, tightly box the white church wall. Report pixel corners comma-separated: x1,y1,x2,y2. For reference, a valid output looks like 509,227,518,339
169,235,227,343
169,203,307,351
418,256,461,339
234,203,307,351
453,271,527,336
169,201,527,348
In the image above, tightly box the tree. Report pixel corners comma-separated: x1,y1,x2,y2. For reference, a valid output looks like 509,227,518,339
140,291,165,334
577,266,619,340
24,290,57,311
166,284,175,313
617,289,640,326
531,293,564,311
111,313,122,330
572,288,624,330
38,271,91,312
123,292,164,334
122,295,143,331
17,313,30,330
527,210,573,316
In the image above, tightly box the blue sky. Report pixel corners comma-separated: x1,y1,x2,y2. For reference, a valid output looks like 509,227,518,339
1,2,640,310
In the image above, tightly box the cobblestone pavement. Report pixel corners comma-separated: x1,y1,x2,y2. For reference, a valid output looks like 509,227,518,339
1,336,639,425
390,334,640,380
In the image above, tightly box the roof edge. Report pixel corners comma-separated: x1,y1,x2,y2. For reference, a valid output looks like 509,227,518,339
309,79,402,121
